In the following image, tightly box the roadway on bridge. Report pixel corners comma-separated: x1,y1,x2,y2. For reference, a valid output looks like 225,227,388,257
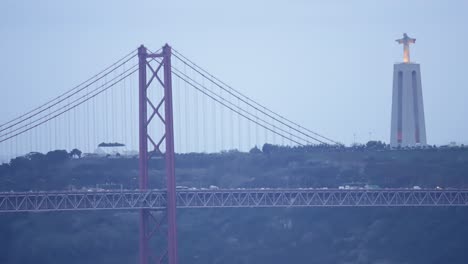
1,188,468,212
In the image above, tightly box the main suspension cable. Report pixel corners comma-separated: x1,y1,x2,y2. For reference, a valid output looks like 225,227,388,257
172,71,305,146
169,63,316,145
0,49,137,132
172,49,341,145
0,65,138,141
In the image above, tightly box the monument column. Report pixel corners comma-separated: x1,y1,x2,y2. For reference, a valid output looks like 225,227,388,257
390,33,427,148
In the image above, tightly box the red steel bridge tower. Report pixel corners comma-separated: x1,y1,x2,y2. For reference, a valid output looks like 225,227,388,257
138,44,178,264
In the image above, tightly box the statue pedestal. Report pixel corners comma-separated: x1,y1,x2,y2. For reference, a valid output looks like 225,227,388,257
390,63,427,147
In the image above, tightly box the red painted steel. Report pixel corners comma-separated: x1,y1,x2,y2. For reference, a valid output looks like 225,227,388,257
138,44,178,264
138,45,150,264
162,44,178,264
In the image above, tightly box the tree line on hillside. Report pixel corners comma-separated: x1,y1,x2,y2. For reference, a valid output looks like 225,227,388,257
3,141,468,169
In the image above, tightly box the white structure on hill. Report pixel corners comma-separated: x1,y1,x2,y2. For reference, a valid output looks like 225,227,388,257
390,33,427,148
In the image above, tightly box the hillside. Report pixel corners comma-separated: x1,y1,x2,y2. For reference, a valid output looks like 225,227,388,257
1,146,468,263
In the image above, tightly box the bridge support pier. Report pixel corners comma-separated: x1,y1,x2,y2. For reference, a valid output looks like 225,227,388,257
138,44,178,264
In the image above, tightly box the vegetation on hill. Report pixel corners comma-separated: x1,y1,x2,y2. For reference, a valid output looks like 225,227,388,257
1,143,468,263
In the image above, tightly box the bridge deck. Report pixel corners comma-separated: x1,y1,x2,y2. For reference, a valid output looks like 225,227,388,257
1,188,468,212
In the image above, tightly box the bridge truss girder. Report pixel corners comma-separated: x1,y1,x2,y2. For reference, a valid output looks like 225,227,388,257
1,189,468,212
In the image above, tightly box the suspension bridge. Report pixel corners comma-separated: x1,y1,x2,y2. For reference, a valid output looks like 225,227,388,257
0,44,467,264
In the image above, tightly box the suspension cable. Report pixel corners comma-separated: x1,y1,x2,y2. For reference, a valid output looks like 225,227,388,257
172,71,305,146
169,63,317,145
0,65,138,141
172,49,341,145
0,50,137,132
147,56,316,145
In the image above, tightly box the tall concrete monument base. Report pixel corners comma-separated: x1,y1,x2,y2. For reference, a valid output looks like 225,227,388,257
390,34,427,148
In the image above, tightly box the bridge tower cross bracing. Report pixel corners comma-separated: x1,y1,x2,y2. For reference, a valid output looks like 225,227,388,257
138,44,178,264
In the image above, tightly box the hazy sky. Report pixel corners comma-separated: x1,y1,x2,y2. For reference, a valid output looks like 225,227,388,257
1,0,467,146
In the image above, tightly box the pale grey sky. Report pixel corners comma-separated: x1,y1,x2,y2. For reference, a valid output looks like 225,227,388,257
1,0,467,148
